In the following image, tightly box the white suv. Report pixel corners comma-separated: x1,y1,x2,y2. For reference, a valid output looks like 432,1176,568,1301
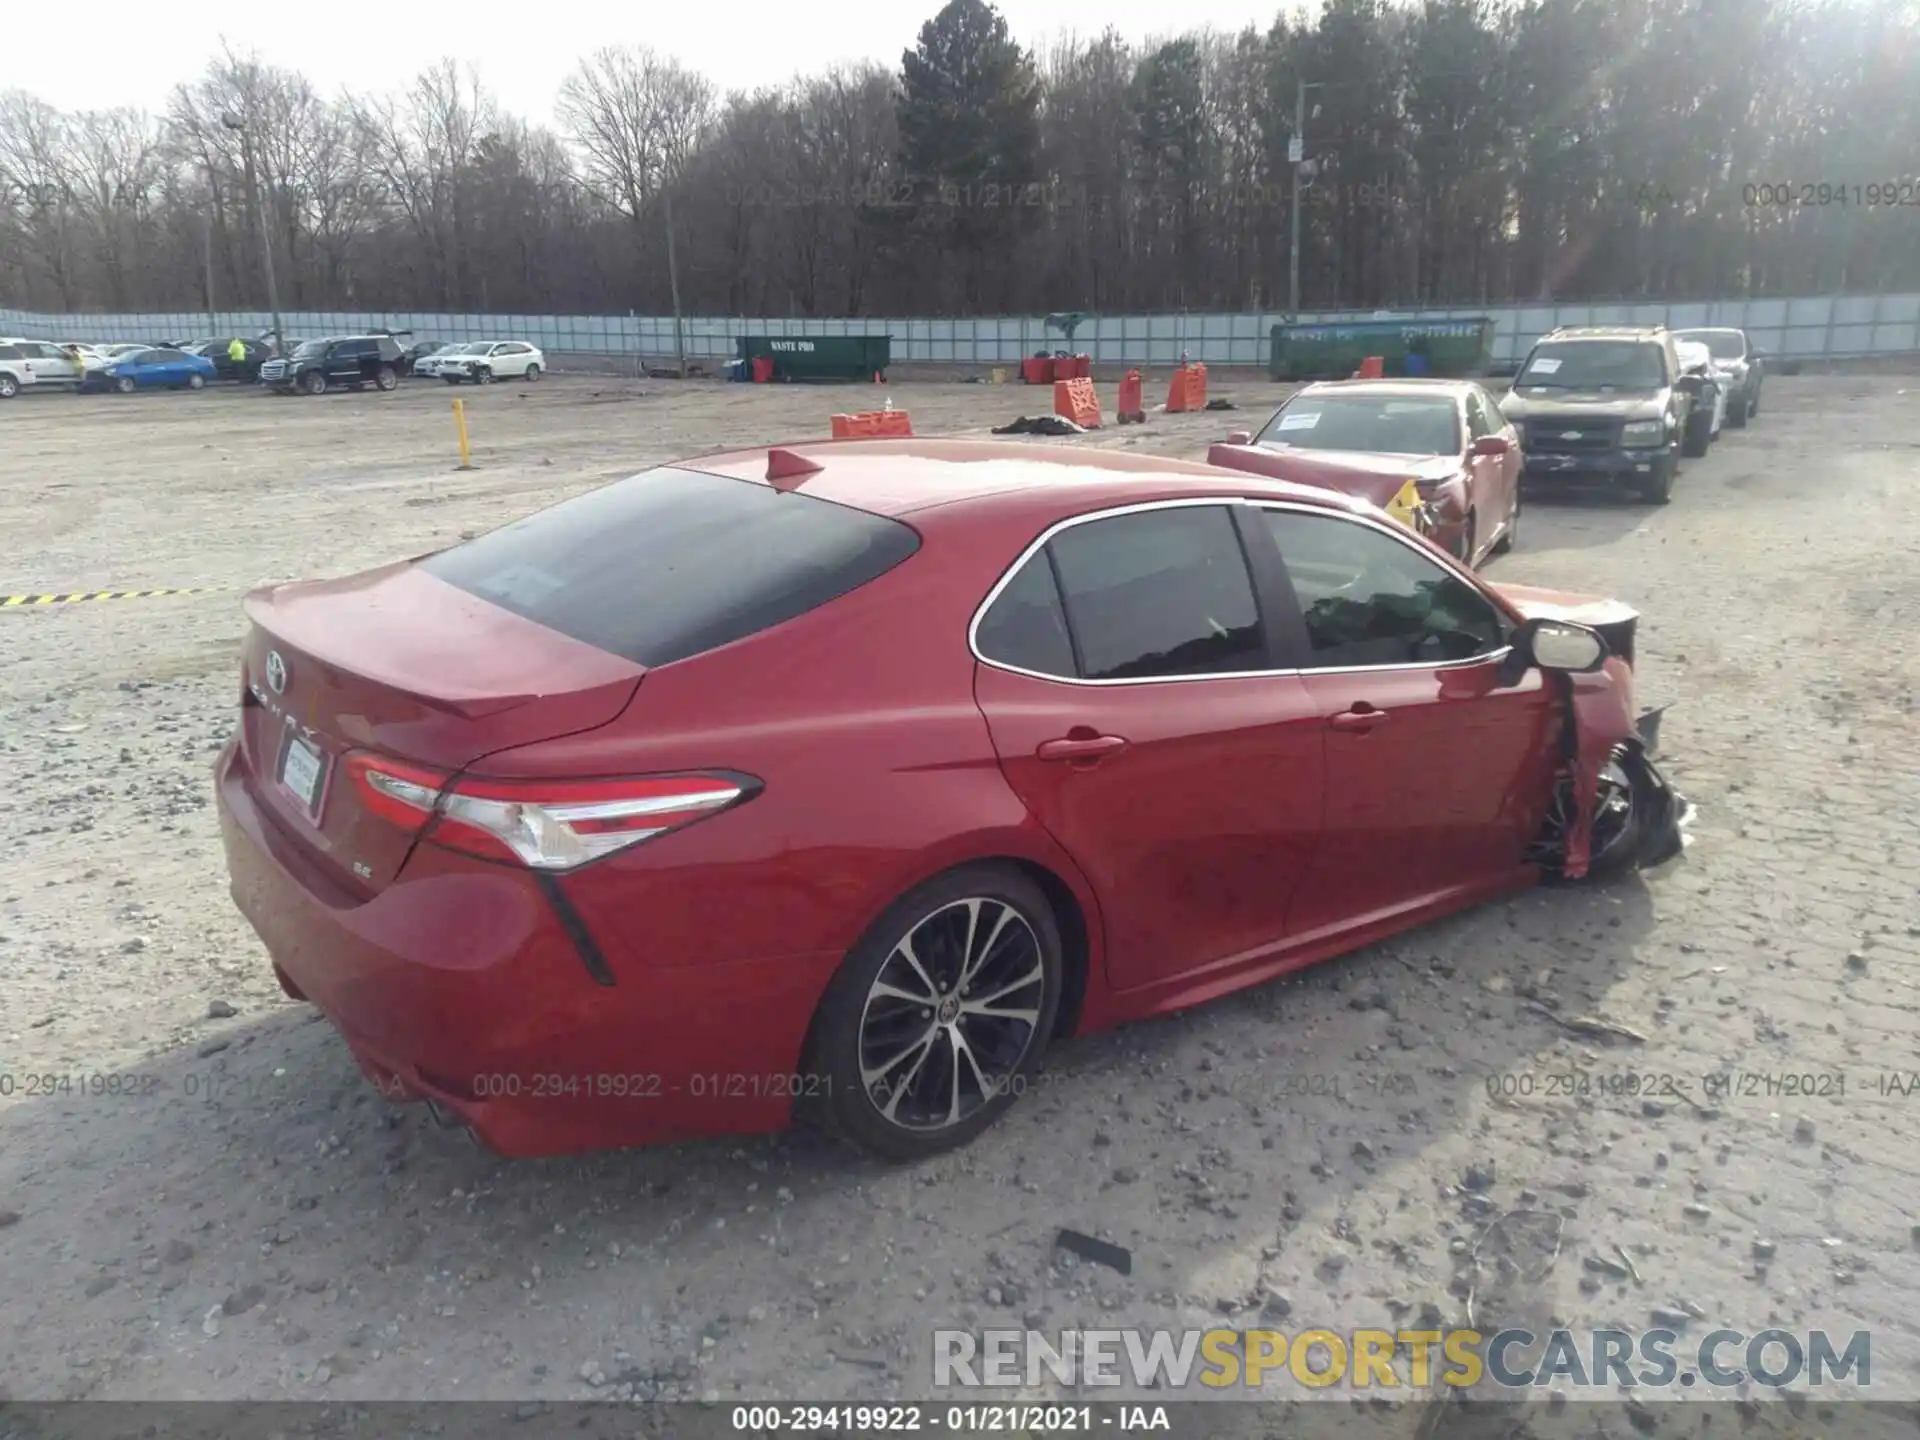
439,341,544,384
0,343,34,398
0,338,85,389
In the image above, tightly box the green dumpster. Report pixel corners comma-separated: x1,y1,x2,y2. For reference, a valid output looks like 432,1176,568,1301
736,334,892,382
1269,318,1494,381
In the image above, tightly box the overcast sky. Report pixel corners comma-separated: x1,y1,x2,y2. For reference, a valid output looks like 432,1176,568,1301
8,0,1289,119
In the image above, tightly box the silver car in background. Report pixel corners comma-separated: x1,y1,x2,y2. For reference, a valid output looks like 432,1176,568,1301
1672,326,1763,426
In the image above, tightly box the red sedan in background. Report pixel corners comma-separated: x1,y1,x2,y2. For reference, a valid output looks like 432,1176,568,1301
217,438,1682,1162
1207,379,1523,567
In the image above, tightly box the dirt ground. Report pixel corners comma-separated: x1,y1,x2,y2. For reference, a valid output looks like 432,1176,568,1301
2,369,1918,1413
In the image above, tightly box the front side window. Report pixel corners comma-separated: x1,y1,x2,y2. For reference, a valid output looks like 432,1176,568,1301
1262,509,1506,668
1044,506,1265,681
1464,393,1494,438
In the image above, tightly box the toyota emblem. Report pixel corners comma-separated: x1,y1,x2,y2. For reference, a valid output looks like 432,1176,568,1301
265,650,288,695
1559,430,1583,440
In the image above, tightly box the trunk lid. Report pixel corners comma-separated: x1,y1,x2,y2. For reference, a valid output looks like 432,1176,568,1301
237,562,645,895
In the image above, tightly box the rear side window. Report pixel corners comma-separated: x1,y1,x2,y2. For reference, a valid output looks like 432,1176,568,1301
976,553,1076,677
0,345,20,360
421,467,921,666
1044,506,1265,681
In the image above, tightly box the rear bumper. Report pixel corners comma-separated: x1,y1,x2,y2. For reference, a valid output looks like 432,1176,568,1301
214,740,839,1156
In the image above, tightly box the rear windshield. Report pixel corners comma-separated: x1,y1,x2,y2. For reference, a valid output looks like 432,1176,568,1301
1675,329,1745,360
420,466,921,666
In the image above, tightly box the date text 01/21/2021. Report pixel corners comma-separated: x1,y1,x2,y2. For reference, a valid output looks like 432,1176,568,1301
730,1405,1170,1432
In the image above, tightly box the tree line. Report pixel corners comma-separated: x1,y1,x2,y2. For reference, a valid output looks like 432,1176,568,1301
3,0,1917,322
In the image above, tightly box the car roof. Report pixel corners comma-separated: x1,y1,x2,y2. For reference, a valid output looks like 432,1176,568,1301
1294,379,1476,400
684,437,1375,523
1672,326,1744,336
1539,326,1666,341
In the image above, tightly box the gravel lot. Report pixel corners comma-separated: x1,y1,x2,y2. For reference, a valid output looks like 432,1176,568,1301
2,370,1917,1411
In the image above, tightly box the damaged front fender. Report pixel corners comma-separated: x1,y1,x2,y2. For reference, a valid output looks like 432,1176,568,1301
1554,659,1688,879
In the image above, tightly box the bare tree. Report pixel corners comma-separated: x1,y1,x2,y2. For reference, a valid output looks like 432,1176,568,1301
558,44,714,296
0,91,84,308
354,60,496,308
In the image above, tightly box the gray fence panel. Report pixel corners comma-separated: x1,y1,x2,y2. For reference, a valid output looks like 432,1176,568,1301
6,294,1919,365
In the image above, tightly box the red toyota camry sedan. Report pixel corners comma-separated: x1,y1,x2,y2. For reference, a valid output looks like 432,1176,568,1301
217,438,1683,1160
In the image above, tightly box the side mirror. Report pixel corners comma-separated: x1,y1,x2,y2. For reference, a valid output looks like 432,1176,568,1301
1676,374,1704,396
1226,430,1253,446
1515,616,1609,673
1470,434,1512,457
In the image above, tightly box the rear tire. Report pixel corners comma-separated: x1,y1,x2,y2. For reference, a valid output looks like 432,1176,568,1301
374,365,398,391
524,363,541,382
1727,394,1748,428
0,373,18,399
187,372,206,390
1747,384,1760,418
804,864,1063,1161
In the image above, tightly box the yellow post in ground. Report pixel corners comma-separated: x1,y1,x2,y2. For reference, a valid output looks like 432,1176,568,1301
452,398,473,470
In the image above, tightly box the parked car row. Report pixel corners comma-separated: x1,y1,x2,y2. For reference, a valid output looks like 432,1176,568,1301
1205,325,1766,568
1,332,546,399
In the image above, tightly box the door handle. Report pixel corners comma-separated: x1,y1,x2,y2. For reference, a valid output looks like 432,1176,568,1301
1036,734,1129,762
1329,706,1390,732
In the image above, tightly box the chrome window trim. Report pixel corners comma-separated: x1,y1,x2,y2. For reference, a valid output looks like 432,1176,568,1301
967,495,1512,686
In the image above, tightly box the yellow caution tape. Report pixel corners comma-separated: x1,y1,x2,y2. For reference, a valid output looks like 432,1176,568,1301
1,586,234,608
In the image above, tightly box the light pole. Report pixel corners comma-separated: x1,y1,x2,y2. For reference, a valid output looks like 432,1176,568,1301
1288,80,1327,319
221,110,284,354
201,212,217,337
663,185,686,378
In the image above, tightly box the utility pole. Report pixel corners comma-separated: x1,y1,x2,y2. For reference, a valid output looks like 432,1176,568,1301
663,186,686,378
202,212,217,336
1289,79,1306,319
222,110,284,355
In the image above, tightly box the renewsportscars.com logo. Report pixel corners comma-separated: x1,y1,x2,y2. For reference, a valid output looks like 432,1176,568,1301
933,1327,1872,1392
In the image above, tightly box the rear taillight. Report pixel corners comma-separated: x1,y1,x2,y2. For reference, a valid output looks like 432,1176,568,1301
345,755,754,871
345,753,448,832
